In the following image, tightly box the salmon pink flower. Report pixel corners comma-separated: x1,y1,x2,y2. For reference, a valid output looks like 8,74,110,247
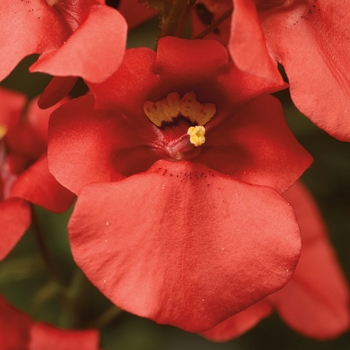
229,0,350,140
48,37,312,332
201,182,350,341
0,294,100,350
0,0,127,82
0,87,75,260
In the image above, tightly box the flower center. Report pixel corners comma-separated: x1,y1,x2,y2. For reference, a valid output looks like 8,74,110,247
144,92,215,160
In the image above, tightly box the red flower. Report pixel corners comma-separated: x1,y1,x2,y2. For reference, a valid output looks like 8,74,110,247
229,0,350,140
0,0,127,83
201,182,350,341
0,294,99,350
48,37,312,331
0,87,75,260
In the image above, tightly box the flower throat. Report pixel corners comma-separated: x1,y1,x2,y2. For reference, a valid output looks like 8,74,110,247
143,92,216,160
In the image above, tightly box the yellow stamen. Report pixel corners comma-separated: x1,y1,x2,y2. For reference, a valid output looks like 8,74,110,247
187,126,206,147
0,124,7,140
144,92,216,127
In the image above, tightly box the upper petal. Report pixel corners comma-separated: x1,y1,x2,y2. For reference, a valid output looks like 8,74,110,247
229,0,283,83
261,0,350,140
69,160,301,332
30,5,127,83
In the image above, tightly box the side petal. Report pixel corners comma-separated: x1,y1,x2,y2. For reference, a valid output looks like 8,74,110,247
48,95,158,194
201,95,313,193
229,0,283,83
10,156,75,213
0,198,31,260
69,160,301,332
261,1,350,140
29,323,99,350
200,300,272,341
268,182,350,339
30,6,127,83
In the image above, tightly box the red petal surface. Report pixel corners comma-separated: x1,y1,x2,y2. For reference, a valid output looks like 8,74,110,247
38,76,78,109
0,88,26,131
0,0,68,81
89,37,286,117
118,0,156,29
48,95,159,194
69,160,301,332
268,182,350,339
201,95,313,193
201,300,272,341
0,197,31,260
10,156,75,213
0,295,31,350
261,1,350,140
229,0,283,83
29,323,99,350
30,6,127,83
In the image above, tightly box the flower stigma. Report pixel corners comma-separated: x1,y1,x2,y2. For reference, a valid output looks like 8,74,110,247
144,92,215,160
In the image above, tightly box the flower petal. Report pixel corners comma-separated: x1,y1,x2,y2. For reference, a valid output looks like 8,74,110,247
10,156,75,213
69,160,301,332
30,5,127,83
0,295,32,349
229,0,283,83
200,300,273,341
48,95,159,194
261,1,350,140
200,95,313,193
118,0,156,29
0,197,31,260
29,323,99,350
268,182,350,339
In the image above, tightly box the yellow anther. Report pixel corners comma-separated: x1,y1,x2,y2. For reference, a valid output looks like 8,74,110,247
0,124,7,140
187,126,206,147
144,92,216,127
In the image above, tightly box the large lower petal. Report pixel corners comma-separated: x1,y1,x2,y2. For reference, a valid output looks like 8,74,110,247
69,160,301,332
261,1,350,140
10,156,75,213
0,197,31,260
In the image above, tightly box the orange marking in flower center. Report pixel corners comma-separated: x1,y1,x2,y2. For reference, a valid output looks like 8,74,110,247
143,92,216,127
0,124,7,140
46,0,58,6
